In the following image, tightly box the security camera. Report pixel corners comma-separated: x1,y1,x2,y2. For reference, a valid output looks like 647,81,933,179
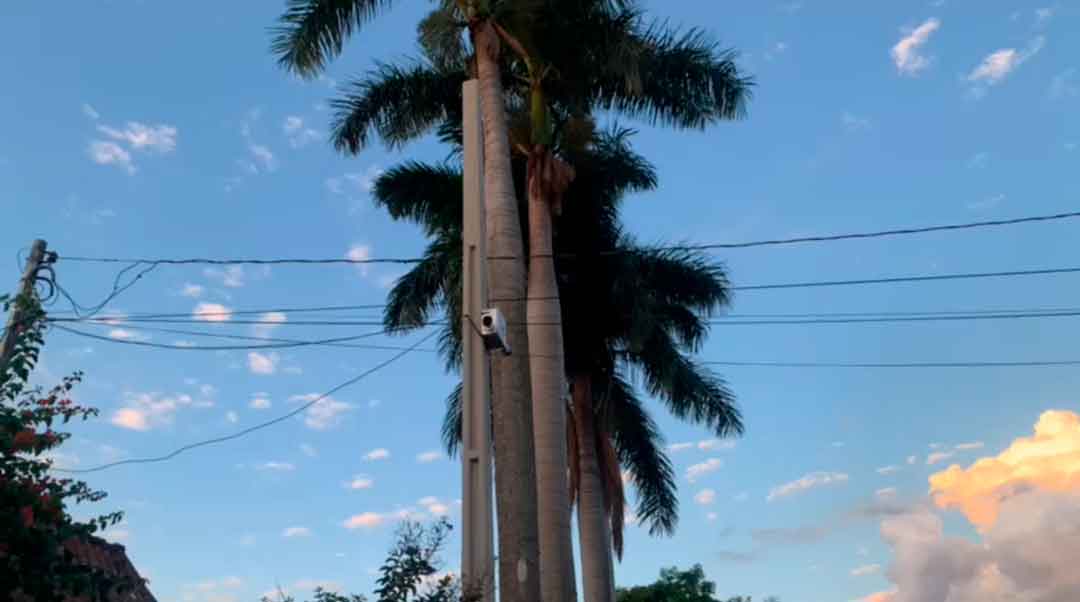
479,308,510,355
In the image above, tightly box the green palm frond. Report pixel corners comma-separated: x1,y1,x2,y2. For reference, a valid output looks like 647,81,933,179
271,0,397,78
616,245,731,315
331,61,466,153
372,161,463,236
622,334,742,438
383,235,456,331
604,368,678,537
441,381,463,457
417,5,468,71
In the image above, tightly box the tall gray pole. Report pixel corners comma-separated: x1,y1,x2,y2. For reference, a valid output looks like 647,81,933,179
0,239,48,378
461,79,495,602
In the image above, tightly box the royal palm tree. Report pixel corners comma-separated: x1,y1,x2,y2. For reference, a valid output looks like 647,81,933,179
373,127,741,602
271,2,542,599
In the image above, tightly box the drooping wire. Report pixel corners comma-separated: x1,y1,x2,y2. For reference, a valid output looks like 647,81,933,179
53,330,439,474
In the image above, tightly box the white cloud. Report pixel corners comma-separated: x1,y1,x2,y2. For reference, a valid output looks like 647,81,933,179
97,122,177,153
283,116,320,148
254,311,287,337
842,112,872,131
876,487,898,498
183,576,245,602
767,471,849,502
698,439,736,452
346,476,374,490
346,244,373,277
416,450,443,463
418,497,451,516
851,563,882,577
225,411,239,423
249,144,277,172
694,488,717,505
181,283,204,298
107,328,143,341
343,512,385,530
877,465,901,475
282,526,311,538
250,396,271,410
288,393,352,430
247,351,279,375
111,391,211,431
193,302,233,322
326,165,384,196
706,512,719,521
667,442,695,453
955,441,985,451
967,37,1045,96
300,443,317,457
203,266,245,288
686,458,724,483
364,448,391,461
891,18,941,76
257,461,295,471
82,103,100,120
907,455,918,465
926,451,955,465
87,141,135,174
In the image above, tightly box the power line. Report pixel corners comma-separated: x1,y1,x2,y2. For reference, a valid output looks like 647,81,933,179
50,303,389,321
57,209,1080,266
52,316,404,327
53,330,438,474
49,323,433,351
52,320,441,352
731,266,1080,292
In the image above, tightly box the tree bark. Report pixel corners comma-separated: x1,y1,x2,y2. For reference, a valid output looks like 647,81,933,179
471,19,541,602
526,150,577,602
572,373,616,602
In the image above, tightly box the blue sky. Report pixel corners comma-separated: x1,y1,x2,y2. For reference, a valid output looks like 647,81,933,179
2,2,1079,602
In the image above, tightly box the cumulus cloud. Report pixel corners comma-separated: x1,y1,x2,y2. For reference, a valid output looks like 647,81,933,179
698,439,736,452
282,526,311,538
226,411,239,424
877,465,901,475
248,351,279,375
299,443,317,457
930,410,1080,528
345,244,373,277
249,396,271,410
416,450,443,463
111,391,212,431
686,458,723,483
694,488,717,505
345,476,374,490
667,442,694,453
967,37,1045,97
343,512,385,530
288,393,352,430
98,122,177,153
955,441,984,451
180,283,204,298
257,461,294,471
87,141,135,174
767,471,849,502
364,448,391,461
249,144,277,172
283,116,320,148
851,563,882,577
326,166,384,196
418,497,451,516
891,18,941,76
203,266,245,288
253,311,287,337
193,302,233,322
82,103,100,120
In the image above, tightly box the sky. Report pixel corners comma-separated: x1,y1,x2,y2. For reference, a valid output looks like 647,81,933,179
1,1,1079,601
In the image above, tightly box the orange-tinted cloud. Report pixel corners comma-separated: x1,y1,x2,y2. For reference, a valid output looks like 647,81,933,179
858,592,894,602
929,410,1080,528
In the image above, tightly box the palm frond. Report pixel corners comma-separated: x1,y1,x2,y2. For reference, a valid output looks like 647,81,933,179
616,244,731,315
331,61,465,153
372,162,464,236
418,5,468,71
622,334,742,438
604,369,678,537
382,234,456,331
598,427,626,559
271,0,395,78
441,382,463,457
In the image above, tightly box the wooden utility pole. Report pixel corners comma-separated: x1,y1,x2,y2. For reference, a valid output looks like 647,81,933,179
460,79,495,602
0,239,48,377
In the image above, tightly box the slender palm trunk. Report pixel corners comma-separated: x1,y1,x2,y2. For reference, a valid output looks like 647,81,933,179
572,373,616,602
471,19,541,602
526,149,577,602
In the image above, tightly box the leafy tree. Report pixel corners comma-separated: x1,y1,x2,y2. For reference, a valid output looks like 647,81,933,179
0,293,128,602
261,519,459,602
615,566,776,602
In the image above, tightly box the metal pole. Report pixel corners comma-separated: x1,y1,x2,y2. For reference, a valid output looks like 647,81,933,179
0,239,47,377
461,79,495,602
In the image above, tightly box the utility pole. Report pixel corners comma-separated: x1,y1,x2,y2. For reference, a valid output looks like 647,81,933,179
0,239,48,378
460,79,495,602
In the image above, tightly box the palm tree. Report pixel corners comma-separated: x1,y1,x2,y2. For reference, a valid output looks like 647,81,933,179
373,127,741,598
271,3,542,600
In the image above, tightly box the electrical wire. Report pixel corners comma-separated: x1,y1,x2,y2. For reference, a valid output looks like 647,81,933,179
703,359,1080,368
53,330,438,474
49,323,432,351
57,209,1080,266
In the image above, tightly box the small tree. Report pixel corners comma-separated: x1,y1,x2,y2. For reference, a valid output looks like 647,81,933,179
0,293,127,602
615,565,778,602
262,519,459,602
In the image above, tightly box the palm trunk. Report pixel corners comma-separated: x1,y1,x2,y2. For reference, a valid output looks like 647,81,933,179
526,148,576,602
572,373,616,602
471,19,541,602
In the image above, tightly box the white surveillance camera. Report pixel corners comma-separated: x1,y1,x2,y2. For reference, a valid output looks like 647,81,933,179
479,308,510,355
